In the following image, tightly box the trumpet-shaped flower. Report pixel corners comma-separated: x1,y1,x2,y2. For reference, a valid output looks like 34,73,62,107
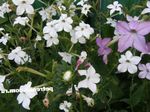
117,51,141,74
12,0,35,15
116,21,150,53
17,81,37,110
78,65,100,94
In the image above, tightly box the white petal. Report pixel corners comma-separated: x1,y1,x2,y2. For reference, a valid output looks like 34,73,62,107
78,70,87,76
78,79,88,89
17,93,25,104
117,63,128,73
141,8,150,14
25,5,34,14
16,6,25,15
87,82,97,94
128,64,137,74
22,98,31,110
130,56,141,65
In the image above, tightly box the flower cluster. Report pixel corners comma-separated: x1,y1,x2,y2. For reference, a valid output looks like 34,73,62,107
0,0,150,111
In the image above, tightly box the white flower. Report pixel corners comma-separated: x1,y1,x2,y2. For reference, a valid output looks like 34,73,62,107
39,6,56,21
138,63,150,80
58,52,72,64
63,71,72,81
35,35,42,41
78,65,100,94
117,51,141,74
77,0,88,6
0,3,11,18
81,4,91,16
107,1,122,15
55,14,73,32
82,95,94,107
17,81,37,110
59,101,72,112
43,20,58,38
0,75,6,92
106,18,117,27
43,34,59,47
0,33,11,45
71,21,94,44
12,0,35,15
70,30,86,44
14,16,29,26
141,1,150,14
66,85,79,96
8,46,31,65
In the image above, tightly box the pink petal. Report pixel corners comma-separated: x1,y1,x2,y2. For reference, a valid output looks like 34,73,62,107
137,22,150,35
118,35,133,52
116,21,130,34
133,35,148,53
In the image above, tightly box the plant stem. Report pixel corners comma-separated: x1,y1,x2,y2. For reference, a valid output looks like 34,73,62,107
16,67,47,78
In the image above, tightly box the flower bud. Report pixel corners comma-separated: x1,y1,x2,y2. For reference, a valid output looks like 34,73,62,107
63,71,72,81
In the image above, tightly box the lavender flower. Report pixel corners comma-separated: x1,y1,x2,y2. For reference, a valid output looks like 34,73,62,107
96,38,112,64
116,21,150,53
138,63,150,80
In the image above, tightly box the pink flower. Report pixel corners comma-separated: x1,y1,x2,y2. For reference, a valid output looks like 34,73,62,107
96,38,112,64
138,63,150,80
116,21,150,53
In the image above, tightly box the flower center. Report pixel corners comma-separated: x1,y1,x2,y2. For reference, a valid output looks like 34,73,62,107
130,29,137,33
21,0,27,4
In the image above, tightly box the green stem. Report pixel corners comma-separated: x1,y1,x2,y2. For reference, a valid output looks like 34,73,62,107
79,94,83,112
16,67,47,78
68,44,74,53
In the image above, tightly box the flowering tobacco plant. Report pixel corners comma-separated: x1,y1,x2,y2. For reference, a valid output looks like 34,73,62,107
0,0,150,111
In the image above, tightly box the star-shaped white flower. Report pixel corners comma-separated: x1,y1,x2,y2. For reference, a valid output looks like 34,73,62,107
81,4,91,16
107,1,122,15
17,81,37,110
59,101,72,112
14,16,29,26
78,65,100,94
43,20,58,38
8,46,31,65
117,51,141,74
0,2,11,18
55,14,73,32
12,0,35,15
71,21,94,44
58,52,72,64
0,33,11,45
106,18,117,27
43,34,59,47
141,1,150,14
77,0,88,6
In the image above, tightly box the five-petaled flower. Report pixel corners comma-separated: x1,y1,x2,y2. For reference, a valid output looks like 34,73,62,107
116,21,150,53
117,50,141,74
12,0,35,15
138,63,150,80
17,81,37,110
78,65,100,94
